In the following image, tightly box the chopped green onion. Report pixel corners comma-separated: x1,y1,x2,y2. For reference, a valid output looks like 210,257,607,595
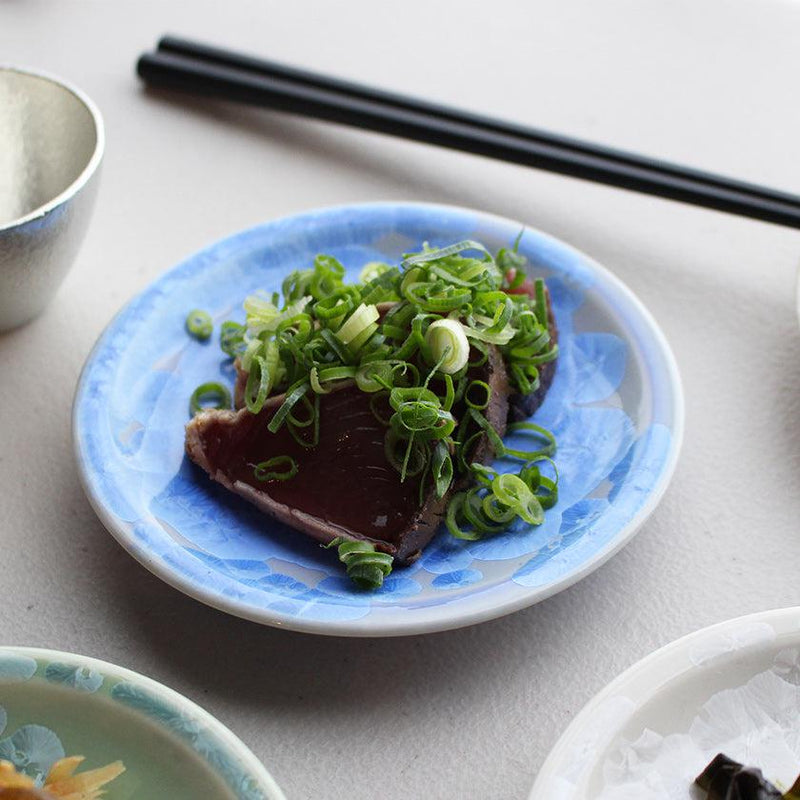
219,321,245,357
384,430,427,478
401,239,493,268
310,365,357,394
400,432,417,481
465,380,491,410
287,393,316,428
424,318,470,374
325,537,393,589
186,309,213,340
358,261,393,283
440,373,455,412
310,254,345,298
369,392,392,426
286,394,321,450
319,327,354,364
244,294,311,336
534,278,548,326
504,421,557,460
445,464,550,540
200,235,561,577
244,354,272,414
462,320,516,346
432,441,454,499
467,341,488,368
314,289,358,322
189,382,231,416
466,408,506,458
347,320,380,352
336,303,379,346
360,267,401,304
253,455,298,482
446,491,502,540
491,473,544,525
389,386,456,443
267,380,310,434
355,360,418,393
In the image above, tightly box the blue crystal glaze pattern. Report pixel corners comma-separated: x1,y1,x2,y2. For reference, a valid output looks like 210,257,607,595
110,681,264,800
74,203,682,634
0,713,65,785
0,656,37,683
44,663,104,692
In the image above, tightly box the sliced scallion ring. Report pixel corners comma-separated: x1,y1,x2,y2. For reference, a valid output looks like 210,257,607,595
189,382,231,416
253,455,298,482
186,309,213,340
464,380,491,410
424,318,470,374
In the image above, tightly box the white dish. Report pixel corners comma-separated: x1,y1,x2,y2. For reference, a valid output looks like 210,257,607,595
530,606,800,798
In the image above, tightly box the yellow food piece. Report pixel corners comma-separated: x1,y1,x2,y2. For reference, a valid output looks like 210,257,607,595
0,757,124,800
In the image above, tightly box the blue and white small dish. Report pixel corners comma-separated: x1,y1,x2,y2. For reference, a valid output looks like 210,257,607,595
73,202,683,636
0,646,285,799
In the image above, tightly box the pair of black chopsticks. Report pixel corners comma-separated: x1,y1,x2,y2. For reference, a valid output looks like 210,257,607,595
137,36,800,230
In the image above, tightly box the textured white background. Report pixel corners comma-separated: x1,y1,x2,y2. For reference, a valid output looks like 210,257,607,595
2,1,800,798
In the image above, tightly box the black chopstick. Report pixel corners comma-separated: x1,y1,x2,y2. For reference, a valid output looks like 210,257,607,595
156,35,792,207
137,43,800,230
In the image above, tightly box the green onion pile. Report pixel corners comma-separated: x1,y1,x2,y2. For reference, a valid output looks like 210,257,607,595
188,238,560,588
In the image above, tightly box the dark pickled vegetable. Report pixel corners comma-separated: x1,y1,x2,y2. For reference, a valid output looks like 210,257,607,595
695,754,793,800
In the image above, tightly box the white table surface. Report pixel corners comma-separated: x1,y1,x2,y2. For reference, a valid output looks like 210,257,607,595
3,1,800,798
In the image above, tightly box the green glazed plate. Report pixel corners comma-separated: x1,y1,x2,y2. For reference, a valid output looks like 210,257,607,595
0,647,285,799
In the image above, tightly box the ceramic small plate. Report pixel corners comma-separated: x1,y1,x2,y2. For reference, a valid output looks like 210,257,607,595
530,607,800,799
73,202,683,636
0,646,284,799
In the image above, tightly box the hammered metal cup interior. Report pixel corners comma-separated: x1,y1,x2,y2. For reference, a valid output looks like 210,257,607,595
0,66,104,331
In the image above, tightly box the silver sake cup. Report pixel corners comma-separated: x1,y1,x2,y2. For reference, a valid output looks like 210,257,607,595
0,66,104,331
